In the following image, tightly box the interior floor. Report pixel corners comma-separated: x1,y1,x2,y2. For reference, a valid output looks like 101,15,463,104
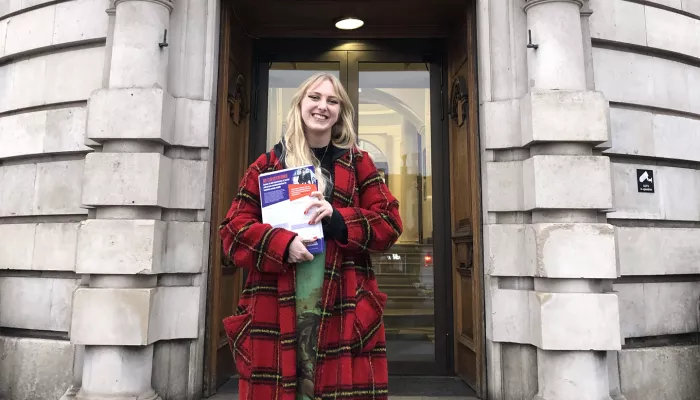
207,376,478,399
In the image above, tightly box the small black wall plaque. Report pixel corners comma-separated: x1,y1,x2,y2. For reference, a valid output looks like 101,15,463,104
637,169,654,193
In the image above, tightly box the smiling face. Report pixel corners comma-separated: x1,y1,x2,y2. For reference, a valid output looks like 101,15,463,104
300,78,341,141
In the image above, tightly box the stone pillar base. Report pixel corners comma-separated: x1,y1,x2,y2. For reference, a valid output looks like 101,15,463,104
76,346,161,400
75,389,161,400
60,385,81,400
534,350,614,400
534,395,614,400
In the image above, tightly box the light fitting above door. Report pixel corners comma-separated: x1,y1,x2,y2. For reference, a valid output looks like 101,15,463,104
334,17,364,30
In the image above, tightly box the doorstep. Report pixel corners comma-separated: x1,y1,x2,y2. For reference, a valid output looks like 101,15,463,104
207,376,479,399
208,394,474,400
208,396,473,400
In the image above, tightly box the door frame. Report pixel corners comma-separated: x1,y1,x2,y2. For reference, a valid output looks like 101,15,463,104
250,39,455,377
203,3,253,394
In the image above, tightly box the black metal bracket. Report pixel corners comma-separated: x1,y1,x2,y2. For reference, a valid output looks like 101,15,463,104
527,29,538,50
159,29,169,48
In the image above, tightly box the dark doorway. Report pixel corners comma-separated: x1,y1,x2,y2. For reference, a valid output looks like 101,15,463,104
208,4,486,397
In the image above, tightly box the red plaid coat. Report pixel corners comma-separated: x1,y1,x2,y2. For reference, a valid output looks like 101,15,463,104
219,146,403,400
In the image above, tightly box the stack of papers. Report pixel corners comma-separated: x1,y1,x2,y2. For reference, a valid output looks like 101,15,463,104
258,165,325,254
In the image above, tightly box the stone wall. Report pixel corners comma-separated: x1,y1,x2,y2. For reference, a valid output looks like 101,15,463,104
589,1,700,399
477,1,622,399
0,1,219,399
476,1,699,399
0,1,108,399
2,1,698,400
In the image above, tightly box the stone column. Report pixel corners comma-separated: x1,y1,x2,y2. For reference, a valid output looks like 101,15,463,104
608,350,628,400
522,1,621,400
68,1,199,399
525,0,586,90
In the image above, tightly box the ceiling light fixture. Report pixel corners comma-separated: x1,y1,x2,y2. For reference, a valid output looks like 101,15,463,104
335,17,364,30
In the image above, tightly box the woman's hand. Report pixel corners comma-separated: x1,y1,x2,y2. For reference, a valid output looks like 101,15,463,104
287,235,314,263
305,191,333,225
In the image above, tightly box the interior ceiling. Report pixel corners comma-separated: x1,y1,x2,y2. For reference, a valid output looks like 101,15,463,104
230,0,468,38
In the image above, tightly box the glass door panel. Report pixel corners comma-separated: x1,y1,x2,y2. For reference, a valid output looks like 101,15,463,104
357,62,436,364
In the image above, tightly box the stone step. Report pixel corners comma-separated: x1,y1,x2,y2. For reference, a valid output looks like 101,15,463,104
385,327,436,342
376,272,432,286
386,296,434,310
211,376,478,399
381,286,423,297
384,308,434,329
210,395,472,400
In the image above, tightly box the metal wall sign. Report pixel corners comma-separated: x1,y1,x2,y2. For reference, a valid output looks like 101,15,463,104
637,169,654,193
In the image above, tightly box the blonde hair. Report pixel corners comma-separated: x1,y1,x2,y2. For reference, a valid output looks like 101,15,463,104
282,73,357,195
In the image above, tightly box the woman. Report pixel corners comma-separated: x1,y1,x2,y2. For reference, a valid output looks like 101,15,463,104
219,73,402,400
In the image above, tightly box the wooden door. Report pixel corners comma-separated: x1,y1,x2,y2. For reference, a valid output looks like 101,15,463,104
448,3,484,397
204,3,253,395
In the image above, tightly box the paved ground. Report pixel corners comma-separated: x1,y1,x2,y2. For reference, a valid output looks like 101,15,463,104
207,376,479,400
209,394,475,400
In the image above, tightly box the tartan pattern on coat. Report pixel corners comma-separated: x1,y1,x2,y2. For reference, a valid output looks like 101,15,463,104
219,146,403,400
